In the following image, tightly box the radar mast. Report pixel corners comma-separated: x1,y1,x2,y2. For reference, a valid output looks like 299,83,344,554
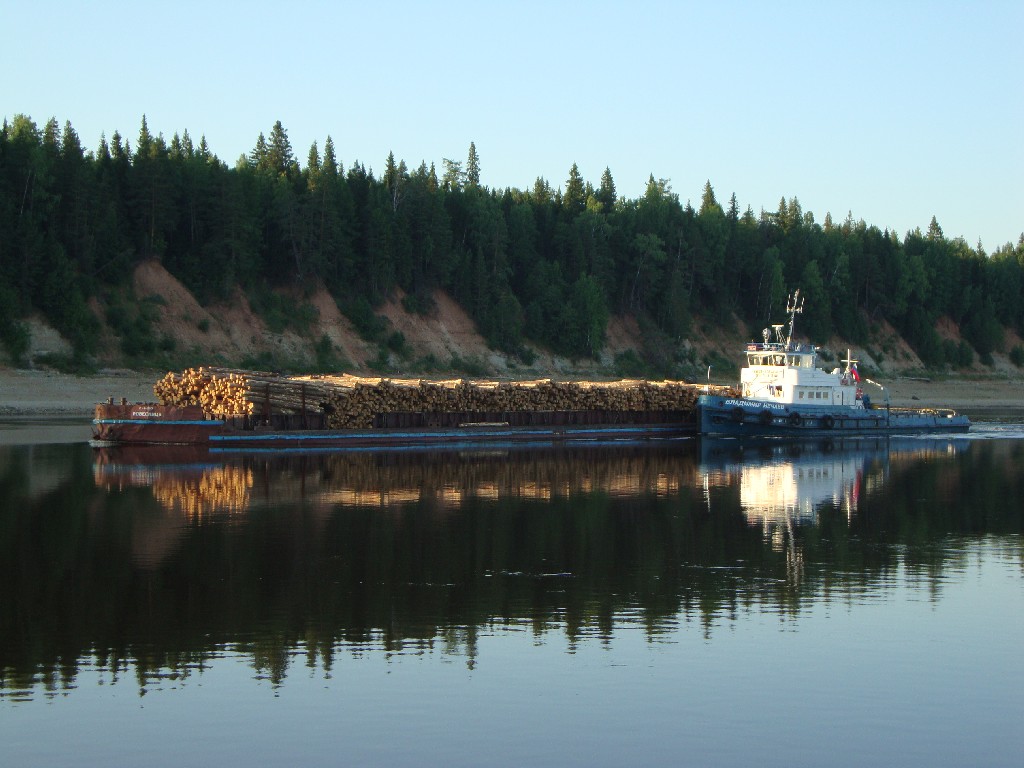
785,290,804,349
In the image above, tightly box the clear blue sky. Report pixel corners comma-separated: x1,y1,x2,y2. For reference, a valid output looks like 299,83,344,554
5,0,1022,250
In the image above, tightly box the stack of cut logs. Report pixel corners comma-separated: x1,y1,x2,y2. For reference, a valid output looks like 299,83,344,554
154,367,726,428
318,377,708,429
154,367,339,418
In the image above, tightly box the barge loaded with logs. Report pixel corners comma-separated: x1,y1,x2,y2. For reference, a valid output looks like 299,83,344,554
92,291,970,449
92,368,723,449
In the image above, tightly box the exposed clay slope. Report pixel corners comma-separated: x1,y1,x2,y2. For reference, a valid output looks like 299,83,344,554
10,259,1020,380
130,260,373,367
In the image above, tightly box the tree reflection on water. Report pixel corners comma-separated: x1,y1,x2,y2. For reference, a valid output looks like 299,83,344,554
1,435,1020,697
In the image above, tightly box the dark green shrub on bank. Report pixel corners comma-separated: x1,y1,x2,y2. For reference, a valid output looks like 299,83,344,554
105,295,161,358
249,286,318,334
613,350,654,379
0,284,30,365
340,295,389,343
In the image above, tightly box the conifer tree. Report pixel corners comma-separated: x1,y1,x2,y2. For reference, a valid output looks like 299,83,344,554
465,142,480,188
597,167,616,211
563,163,585,214
384,151,398,189
110,130,129,161
800,260,832,339
250,133,268,168
130,115,175,260
56,120,91,276
699,180,722,216
266,121,294,176
776,197,790,231
322,137,339,176
42,117,61,154
307,141,321,178
532,177,553,203
727,193,739,223
136,115,153,158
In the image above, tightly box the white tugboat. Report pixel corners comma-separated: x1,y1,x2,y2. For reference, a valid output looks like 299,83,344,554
697,291,970,436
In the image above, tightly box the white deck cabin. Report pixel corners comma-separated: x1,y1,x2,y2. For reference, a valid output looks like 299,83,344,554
740,322,862,409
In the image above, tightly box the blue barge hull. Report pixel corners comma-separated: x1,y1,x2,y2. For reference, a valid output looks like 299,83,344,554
698,394,970,437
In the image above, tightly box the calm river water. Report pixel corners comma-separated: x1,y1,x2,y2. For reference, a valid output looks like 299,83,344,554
1,422,1022,767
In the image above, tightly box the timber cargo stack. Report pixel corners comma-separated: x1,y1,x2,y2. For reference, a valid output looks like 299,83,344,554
153,367,719,427
94,367,732,448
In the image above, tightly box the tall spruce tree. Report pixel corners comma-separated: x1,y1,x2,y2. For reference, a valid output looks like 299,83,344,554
563,163,586,214
266,121,294,176
465,142,480,188
699,180,722,216
596,167,616,211
129,115,176,260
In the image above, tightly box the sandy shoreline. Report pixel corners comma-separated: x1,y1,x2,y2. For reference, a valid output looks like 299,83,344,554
0,368,159,417
0,369,160,445
2,366,1022,417
879,376,1024,410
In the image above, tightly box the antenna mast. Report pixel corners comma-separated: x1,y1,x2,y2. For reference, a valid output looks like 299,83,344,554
784,289,804,348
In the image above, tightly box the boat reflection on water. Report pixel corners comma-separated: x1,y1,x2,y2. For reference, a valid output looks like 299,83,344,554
701,436,966,519
699,436,967,582
86,435,974,620
92,436,967,524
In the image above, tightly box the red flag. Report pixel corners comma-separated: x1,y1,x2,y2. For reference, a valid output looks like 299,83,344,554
851,364,861,383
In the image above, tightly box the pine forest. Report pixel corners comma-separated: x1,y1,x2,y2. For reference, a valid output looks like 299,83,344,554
2,114,1023,375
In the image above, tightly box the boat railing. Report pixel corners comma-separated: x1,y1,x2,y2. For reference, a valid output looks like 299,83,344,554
745,342,815,353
